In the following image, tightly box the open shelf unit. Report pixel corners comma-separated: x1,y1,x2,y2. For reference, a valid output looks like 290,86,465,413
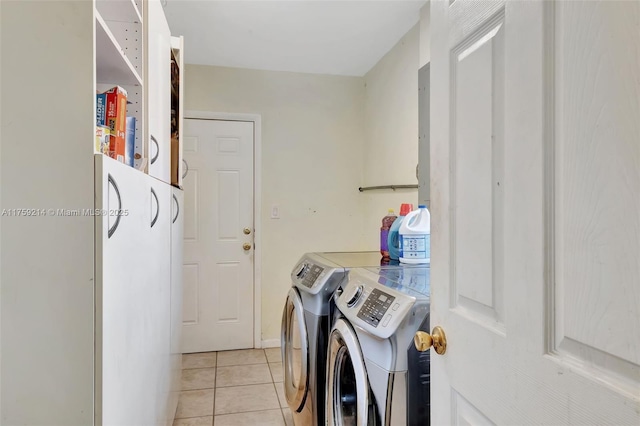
95,11,143,86
94,0,144,169
96,0,142,24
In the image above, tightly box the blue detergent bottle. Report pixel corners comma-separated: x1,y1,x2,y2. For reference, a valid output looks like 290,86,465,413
387,203,414,261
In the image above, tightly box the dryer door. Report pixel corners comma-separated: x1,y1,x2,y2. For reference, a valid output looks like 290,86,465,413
327,318,377,426
281,287,309,412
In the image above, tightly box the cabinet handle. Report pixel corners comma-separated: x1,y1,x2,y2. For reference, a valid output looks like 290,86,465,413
182,159,189,179
172,194,179,224
151,187,159,228
150,135,160,165
107,174,122,239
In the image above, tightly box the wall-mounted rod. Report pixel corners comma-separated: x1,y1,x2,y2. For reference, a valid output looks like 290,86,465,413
358,184,419,192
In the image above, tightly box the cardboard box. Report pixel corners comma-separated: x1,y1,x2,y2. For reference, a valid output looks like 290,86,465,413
125,116,136,167
171,134,180,187
104,86,128,163
96,125,110,154
96,93,107,126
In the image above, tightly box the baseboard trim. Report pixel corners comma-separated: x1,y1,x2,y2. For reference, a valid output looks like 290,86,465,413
261,339,280,348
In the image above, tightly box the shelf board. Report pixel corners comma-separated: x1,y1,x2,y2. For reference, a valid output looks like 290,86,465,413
95,12,143,86
95,0,142,24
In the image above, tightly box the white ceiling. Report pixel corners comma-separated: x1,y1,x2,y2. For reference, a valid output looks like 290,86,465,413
163,0,426,76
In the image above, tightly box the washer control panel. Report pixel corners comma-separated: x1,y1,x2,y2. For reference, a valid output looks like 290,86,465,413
336,268,419,339
356,288,396,328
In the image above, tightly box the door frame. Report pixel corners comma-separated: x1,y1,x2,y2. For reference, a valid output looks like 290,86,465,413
184,110,263,349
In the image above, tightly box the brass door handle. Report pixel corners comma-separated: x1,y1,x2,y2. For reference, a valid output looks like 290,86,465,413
243,227,251,235
414,326,447,355
243,243,252,251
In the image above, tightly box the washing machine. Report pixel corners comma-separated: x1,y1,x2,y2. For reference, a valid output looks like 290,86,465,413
281,252,384,426
327,265,431,426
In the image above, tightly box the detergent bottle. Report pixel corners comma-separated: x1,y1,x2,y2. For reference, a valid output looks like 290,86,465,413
387,203,413,261
399,205,430,264
380,209,397,259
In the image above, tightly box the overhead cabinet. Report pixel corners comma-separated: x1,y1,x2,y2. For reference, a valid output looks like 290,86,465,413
0,0,184,424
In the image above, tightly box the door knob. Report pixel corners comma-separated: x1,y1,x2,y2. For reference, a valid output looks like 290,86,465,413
414,326,447,355
243,243,252,251
243,227,251,235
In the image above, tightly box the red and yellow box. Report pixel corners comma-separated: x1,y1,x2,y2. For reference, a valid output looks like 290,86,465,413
104,86,128,163
95,125,110,154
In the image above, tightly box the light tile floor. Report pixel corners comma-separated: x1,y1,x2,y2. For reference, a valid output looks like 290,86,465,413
174,348,293,426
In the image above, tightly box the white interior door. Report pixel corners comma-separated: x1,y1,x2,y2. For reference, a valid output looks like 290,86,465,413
430,1,639,424
181,119,255,353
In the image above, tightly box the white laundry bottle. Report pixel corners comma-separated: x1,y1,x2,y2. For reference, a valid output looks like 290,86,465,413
399,205,430,264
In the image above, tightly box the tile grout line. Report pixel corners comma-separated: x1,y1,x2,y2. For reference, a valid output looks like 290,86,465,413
180,350,286,423
215,380,274,389
216,361,268,367
273,379,287,426
211,350,282,422
269,350,288,426
212,353,217,424
215,406,285,418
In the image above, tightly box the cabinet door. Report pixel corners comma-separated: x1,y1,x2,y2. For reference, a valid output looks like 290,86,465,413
168,188,184,421
171,35,185,188
95,154,153,425
147,0,171,183
171,36,188,188
146,177,173,425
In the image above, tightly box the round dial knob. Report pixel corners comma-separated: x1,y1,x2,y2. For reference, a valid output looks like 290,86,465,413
346,285,364,308
295,263,308,278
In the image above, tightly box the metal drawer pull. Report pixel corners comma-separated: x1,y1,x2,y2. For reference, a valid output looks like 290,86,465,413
173,194,179,224
182,159,189,179
150,135,160,165
151,187,159,228
107,174,122,238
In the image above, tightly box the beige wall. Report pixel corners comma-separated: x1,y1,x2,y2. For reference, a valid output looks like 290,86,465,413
420,3,431,68
361,24,420,249
185,23,420,343
184,65,368,342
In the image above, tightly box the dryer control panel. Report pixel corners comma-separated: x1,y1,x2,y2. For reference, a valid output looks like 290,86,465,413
290,253,345,296
294,262,325,288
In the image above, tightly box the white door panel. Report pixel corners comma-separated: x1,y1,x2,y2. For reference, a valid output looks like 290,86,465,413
430,1,639,424
147,0,171,183
146,178,172,425
169,188,184,420
95,155,153,425
182,119,255,352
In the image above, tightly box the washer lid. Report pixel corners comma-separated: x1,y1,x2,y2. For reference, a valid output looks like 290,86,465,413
281,288,309,411
315,251,383,268
363,264,431,298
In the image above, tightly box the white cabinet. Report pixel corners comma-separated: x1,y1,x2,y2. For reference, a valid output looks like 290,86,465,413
0,1,184,425
169,188,185,420
147,178,173,424
95,155,152,425
147,0,172,183
95,156,178,425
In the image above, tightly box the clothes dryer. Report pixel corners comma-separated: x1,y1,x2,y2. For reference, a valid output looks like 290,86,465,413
281,252,383,426
327,266,431,426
